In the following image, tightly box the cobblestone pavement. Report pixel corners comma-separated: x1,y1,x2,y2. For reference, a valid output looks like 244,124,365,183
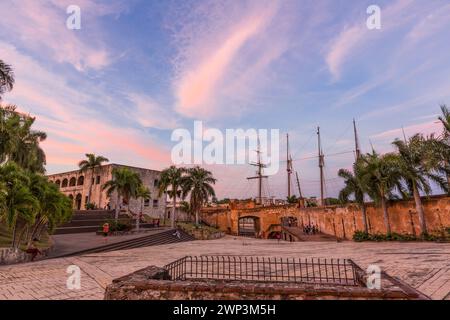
1,237,449,300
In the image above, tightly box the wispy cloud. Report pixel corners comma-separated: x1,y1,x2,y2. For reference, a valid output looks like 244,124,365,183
0,0,128,72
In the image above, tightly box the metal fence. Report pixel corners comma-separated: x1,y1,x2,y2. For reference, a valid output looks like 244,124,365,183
164,256,364,286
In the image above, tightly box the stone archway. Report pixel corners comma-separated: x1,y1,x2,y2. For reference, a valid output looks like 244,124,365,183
75,193,82,210
238,216,261,237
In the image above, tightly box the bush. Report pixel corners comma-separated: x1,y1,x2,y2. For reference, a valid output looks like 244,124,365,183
104,219,132,232
353,231,370,242
85,202,97,210
352,231,448,242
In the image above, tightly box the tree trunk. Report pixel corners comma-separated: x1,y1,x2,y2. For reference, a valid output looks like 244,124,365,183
361,203,369,234
195,207,199,225
413,183,427,235
171,195,176,229
136,199,142,231
381,197,391,235
88,168,94,206
115,193,120,221
11,220,17,250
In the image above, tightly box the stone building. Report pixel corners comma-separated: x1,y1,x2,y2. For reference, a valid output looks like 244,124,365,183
47,164,166,218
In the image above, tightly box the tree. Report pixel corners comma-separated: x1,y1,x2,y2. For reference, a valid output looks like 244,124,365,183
359,151,404,235
286,195,298,204
158,166,186,228
26,173,72,245
182,167,216,225
0,105,47,173
438,104,450,190
102,167,142,221
78,153,109,207
0,60,14,99
135,185,150,231
338,160,369,233
392,134,448,235
0,163,38,250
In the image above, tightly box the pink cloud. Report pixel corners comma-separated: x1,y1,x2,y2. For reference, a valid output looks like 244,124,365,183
172,0,287,119
0,0,123,71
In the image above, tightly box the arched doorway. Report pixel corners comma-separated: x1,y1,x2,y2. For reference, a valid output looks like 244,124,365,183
68,194,74,208
238,216,260,237
75,193,82,210
69,177,76,187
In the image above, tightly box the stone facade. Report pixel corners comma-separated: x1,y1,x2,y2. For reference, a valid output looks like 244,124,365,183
47,164,166,219
202,196,450,239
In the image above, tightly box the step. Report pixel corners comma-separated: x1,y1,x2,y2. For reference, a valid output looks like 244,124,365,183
52,229,195,258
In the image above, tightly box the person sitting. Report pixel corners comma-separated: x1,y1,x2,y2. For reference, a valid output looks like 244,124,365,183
25,239,42,262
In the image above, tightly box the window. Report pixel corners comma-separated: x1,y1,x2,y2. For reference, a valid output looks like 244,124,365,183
153,199,159,208
69,177,76,187
91,178,95,185
62,179,68,188
144,199,150,207
77,176,84,186
154,179,159,187
96,176,101,184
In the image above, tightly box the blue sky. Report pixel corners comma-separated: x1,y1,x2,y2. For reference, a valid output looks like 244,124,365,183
1,0,449,199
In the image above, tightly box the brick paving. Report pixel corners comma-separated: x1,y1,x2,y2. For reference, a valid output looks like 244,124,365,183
0,236,449,300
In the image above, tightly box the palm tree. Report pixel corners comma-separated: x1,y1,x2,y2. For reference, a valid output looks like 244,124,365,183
182,167,216,225
78,154,109,207
438,104,450,190
102,167,142,221
26,173,72,244
0,105,47,172
135,185,150,231
392,134,448,235
158,166,186,228
0,60,14,99
0,162,38,250
286,195,298,204
360,151,404,235
338,160,369,233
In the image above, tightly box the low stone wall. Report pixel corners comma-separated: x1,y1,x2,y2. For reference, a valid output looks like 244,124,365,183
0,247,52,265
104,266,423,300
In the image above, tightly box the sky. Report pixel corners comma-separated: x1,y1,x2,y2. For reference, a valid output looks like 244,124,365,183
1,0,449,200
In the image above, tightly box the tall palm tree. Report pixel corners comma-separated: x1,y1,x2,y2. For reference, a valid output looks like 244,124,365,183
158,166,186,228
438,104,450,190
78,154,109,207
392,134,448,235
360,151,404,235
135,185,150,231
102,167,142,221
338,160,369,233
182,167,216,225
0,105,47,172
0,60,14,99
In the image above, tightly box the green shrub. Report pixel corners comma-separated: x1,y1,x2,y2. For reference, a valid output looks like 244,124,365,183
353,231,370,242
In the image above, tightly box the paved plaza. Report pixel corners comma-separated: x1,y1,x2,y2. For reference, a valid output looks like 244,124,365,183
0,237,449,300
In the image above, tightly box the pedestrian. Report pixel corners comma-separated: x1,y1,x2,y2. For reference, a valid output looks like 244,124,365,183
102,222,110,237
25,239,42,262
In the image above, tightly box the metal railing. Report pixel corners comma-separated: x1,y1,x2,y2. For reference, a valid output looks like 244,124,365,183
164,256,364,286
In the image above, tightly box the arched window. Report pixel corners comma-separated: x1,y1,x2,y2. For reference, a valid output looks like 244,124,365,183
69,177,76,187
62,179,68,188
77,176,84,186
55,180,61,187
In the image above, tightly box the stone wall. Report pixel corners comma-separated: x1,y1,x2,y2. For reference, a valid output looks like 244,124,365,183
202,196,450,239
104,265,421,300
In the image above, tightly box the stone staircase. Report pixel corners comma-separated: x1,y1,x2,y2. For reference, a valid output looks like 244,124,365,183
282,226,338,242
52,229,195,258
54,210,154,235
